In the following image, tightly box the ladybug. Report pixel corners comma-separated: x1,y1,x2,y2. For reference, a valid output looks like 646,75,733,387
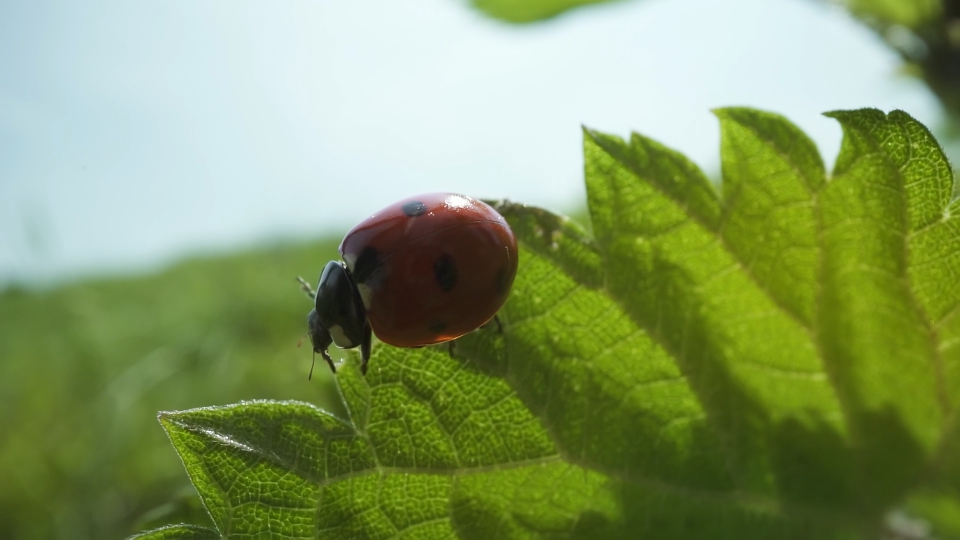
307,193,518,375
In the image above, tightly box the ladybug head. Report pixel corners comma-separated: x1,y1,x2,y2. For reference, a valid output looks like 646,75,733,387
307,261,371,376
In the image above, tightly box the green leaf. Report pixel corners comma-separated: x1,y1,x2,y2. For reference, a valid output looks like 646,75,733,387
584,110,848,507
583,106,960,515
140,108,960,538
470,0,621,23
155,349,616,539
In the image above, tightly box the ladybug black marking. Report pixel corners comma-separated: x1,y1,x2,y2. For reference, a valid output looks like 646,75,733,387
401,201,427,217
433,253,458,292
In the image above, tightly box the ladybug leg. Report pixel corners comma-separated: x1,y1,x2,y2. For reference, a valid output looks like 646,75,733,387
447,340,456,358
296,276,316,300
320,349,336,374
310,348,337,380
360,323,372,375
480,315,503,334
307,309,337,378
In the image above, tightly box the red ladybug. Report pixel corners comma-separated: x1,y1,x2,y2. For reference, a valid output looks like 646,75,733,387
307,193,518,375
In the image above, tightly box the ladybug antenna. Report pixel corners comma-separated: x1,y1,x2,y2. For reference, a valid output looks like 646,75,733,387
309,350,316,381
297,276,317,300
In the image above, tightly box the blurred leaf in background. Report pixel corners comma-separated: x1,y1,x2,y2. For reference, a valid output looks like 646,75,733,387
0,239,346,539
840,0,941,29
471,0,621,23
833,0,960,121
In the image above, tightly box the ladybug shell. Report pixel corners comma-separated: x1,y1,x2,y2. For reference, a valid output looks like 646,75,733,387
339,193,518,348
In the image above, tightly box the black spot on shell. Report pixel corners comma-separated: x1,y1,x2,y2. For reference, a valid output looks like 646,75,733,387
428,322,447,334
353,247,381,284
494,267,510,296
433,254,458,292
401,201,427,217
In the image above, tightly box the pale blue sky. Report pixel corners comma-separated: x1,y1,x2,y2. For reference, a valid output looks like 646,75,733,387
0,0,942,285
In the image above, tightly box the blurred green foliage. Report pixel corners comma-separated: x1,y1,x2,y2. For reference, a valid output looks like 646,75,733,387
838,0,942,29
471,0,619,23
831,0,960,122
0,239,348,539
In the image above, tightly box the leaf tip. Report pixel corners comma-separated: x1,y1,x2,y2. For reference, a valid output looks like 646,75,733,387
823,107,885,121
888,109,923,124
711,106,753,126
712,106,790,126
157,410,181,432
709,106,731,118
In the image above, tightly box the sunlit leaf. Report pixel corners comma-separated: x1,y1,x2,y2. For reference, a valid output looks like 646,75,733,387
137,108,960,539
156,352,615,539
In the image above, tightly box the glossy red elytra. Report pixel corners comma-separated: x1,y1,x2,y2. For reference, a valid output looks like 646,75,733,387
307,193,518,375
